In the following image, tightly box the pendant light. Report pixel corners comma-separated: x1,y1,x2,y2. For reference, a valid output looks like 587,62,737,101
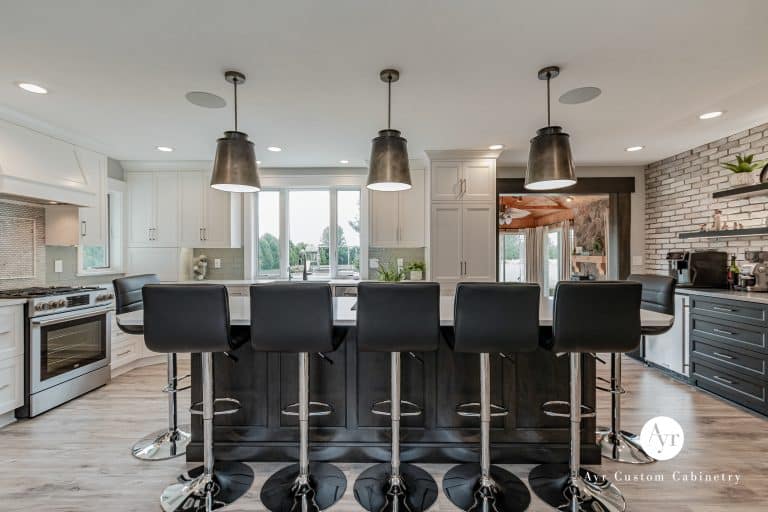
524,66,577,191
367,69,411,192
210,70,261,192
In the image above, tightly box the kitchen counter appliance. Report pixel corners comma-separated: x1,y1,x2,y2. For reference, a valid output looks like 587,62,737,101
0,286,114,417
670,250,728,288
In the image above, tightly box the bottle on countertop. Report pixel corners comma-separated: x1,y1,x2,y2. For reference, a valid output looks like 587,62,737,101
728,254,740,289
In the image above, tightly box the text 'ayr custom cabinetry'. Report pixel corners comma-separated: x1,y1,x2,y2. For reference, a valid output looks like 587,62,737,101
689,294,768,415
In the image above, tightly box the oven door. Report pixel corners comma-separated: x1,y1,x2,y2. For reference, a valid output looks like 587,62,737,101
30,306,112,394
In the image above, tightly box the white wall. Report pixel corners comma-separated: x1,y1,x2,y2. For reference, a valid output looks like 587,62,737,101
497,166,646,275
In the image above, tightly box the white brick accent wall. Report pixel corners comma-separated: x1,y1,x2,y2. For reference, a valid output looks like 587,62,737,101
645,122,768,274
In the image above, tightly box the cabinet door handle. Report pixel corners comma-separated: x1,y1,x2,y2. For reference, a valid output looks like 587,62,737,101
462,178,467,195
0,384,8,391
148,228,152,241
80,220,87,237
712,352,734,360
713,375,734,385
712,306,735,312
200,228,203,241
116,350,131,357
712,328,734,336
204,228,207,241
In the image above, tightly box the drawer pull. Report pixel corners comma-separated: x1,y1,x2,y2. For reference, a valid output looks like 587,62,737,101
713,375,734,385
712,352,734,360
712,306,735,312
0,384,8,391
116,350,132,357
712,328,734,336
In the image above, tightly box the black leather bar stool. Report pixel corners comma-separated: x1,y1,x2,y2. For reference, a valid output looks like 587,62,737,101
529,281,641,512
353,282,440,512
143,284,254,512
250,283,347,512
114,274,192,461
442,283,539,512
596,274,676,464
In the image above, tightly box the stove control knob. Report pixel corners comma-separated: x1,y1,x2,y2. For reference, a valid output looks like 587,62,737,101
34,303,43,311
41,303,50,310
57,300,66,308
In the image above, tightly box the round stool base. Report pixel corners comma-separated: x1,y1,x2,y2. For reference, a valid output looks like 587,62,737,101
260,462,347,512
598,430,655,464
131,425,191,460
160,461,254,512
443,463,530,511
353,462,438,512
529,464,626,512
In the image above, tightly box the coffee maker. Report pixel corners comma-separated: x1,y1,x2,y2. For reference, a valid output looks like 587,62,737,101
739,251,768,292
670,250,728,288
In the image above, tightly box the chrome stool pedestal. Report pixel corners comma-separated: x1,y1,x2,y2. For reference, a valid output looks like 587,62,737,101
597,353,655,464
530,354,627,512
132,353,191,460
260,352,347,512
353,352,439,512
443,353,530,512
160,353,253,512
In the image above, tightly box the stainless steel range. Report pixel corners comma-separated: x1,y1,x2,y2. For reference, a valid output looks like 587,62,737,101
0,286,114,417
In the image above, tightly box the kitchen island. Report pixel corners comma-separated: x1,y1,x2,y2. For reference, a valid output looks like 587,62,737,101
118,296,671,465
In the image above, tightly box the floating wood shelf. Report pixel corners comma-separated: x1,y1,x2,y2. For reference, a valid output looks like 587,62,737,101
712,181,768,200
572,255,607,276
679,227,768,239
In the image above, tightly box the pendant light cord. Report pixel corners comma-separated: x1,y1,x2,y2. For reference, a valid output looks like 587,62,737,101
546,72,551,127
387,75,392,130
233,79,239,131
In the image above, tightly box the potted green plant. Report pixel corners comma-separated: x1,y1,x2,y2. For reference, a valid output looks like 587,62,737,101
405,261,426,281
377,261,405,282
722,154,765,186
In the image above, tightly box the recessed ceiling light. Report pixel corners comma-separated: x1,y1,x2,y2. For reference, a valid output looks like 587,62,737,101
559,87,602,104
185,91,226,109
488,144,505,150
565,196,574,202
17,82,48,94
156,146,174,152
625,145,644,152
699,111,723,120
267,146,282,152
339,159,350,164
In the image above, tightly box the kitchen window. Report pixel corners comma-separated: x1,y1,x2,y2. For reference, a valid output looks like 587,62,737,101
78,181,124,275
254,186,362,279
499,231,525,282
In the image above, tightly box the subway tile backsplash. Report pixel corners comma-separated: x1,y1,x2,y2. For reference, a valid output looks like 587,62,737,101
0,201,46,290
191,248,245,280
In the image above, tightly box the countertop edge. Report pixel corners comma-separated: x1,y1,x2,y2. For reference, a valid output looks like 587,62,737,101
675,287,768,305
0,298,28,306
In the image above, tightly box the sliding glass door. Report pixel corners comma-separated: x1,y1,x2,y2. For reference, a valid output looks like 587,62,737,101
498,231,525,282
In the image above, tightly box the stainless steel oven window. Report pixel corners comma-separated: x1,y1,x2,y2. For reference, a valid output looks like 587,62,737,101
40,314,107,381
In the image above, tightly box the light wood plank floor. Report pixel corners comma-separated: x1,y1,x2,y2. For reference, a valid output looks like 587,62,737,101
1,356,766,511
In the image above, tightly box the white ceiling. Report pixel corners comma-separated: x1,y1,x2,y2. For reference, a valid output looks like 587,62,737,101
1,0,767,168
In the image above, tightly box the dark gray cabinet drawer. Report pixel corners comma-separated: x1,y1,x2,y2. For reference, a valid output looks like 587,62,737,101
691,338,768,381
690,315,767,354
691,358,768,414
690,296,767,326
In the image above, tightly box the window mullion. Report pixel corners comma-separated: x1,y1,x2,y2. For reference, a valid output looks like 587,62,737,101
329,188,338,278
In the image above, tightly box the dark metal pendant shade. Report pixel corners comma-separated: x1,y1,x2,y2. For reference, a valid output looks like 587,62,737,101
367,69,412,192
367,129,411,191
211,131,261,192
525,65,577,191
524,126,576,191
210,70,261,193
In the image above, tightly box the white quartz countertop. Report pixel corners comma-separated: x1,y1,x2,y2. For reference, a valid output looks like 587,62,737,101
676,287,768,305
118,296,673,329
172,279,364,286
0,298,27,306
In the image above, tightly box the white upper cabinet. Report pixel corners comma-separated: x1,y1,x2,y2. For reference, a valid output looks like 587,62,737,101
127,171,179,247
179,170,241,248
369,168,425,248
430,159,495,202
76,148,108,247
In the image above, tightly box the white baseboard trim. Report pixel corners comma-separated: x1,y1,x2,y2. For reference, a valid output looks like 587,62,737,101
0,411,17,429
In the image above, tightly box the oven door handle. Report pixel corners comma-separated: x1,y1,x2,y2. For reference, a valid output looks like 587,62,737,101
31,306,112,326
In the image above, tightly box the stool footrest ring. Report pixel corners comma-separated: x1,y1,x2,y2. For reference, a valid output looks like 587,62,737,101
371,399,423,417
280,401,333,416
190,397,241,416
162,384,191,393
541,400,596,418
455,401,509,417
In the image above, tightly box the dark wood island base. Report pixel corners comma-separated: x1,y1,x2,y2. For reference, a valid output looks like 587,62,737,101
187,330,600,465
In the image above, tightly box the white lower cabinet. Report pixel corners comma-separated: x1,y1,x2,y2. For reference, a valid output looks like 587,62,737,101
0,356,23,415
0,304,24,416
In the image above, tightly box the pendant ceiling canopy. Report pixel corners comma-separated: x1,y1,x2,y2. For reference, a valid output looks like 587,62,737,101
366,69,412,192
524,66,577,191
210,70,261,193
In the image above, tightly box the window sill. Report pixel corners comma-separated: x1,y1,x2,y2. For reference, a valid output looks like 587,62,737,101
76,268,123,277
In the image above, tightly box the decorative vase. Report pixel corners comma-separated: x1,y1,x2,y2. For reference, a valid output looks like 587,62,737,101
409,270,423,281
730,172,757,186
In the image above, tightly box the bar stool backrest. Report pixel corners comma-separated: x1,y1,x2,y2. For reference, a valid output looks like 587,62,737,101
357,282,440,353
250,283,335,353
453,282,540,354
143,284,232,354
552,281,641,354
113,274,158,314
628,274,676,316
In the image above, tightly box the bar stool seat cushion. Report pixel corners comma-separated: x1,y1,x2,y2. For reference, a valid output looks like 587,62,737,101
552,281,642,354
113,273,159,335
628,274,676,336
143,284,235,354
449,282,540,354
250,283,340,353
356,282,440,353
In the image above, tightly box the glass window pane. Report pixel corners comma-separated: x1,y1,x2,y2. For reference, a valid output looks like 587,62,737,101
336,190,361,278
289,190,330,278
499,233,525,282
258,191,281,277
83,246,107,269
547,231,560,296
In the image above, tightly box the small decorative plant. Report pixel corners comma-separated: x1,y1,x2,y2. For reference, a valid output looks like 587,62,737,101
378,261,405,282
405,261,426,281
721,154,764,173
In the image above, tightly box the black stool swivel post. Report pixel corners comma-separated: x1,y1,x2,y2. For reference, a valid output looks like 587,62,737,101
143,284,254,512
353,282,441,512
250,283,347,512
529,281,642,512
442,283,539,512
596,275,676,465
114,274,192,461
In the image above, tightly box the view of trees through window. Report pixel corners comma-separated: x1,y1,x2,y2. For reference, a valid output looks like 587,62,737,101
499,232,525,282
